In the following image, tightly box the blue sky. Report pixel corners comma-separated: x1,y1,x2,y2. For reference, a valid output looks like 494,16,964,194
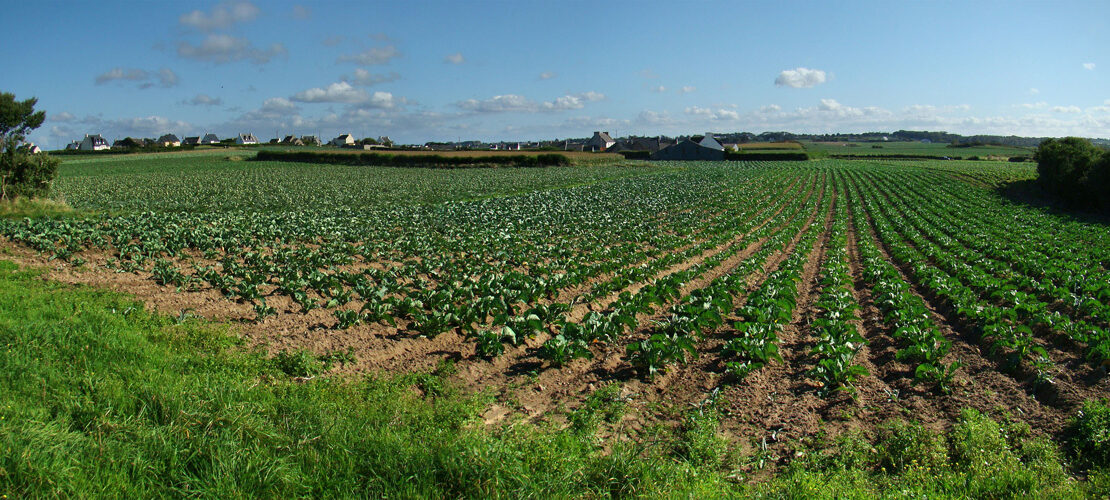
4,0,1109,147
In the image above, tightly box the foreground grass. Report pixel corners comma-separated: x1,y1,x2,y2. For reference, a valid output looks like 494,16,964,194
0,259,1106,498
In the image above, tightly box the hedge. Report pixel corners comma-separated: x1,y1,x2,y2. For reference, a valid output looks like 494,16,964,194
725,151,810,161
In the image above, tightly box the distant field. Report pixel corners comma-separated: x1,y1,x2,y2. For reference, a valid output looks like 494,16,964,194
737,142,803,150
803,141,1033,158
55,154,657,212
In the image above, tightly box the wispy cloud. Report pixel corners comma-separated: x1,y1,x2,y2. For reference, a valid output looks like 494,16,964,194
775,67,828,88
650,85,666,93
95,67,179,88
177,34,287,64
1052,105,1082,113
1083,62,1096,70
338,45,401,65
291,5,311,19
182,93,223,106
291,82,370,103
444,52,465,64
539,71,556,80
457,92,605,113
679,86,696,94
179,1,260,31
341,68,401,87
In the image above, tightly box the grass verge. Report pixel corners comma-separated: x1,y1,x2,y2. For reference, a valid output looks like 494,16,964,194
0,259,1106,497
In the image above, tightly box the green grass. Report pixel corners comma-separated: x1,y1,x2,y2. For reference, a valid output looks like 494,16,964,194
0,258,1105,497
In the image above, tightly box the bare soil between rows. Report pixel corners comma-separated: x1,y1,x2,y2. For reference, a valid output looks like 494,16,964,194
3,185,1106,460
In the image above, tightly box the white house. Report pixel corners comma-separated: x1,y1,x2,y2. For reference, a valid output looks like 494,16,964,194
584,131,616,152
236,133,259,145
329,133,355,147
79,134,111,151
21,143,42,154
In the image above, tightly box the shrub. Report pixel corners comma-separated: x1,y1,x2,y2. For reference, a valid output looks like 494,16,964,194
876,419,948,473
1033,137,1108,207
1068,399,1110,470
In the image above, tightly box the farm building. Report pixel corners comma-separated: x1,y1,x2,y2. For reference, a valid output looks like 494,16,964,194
79,134,111,151
608,136,674,153
584,131,616,152
157,134,181,147
650,134,725,161
236,133,259,145
201,133,220,144
329,134,355,147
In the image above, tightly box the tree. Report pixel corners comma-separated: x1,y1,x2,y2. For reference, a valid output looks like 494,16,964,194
0,92,58,200
1034,137,1109,208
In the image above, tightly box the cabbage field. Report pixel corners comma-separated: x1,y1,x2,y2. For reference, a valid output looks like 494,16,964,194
3,156,1108,443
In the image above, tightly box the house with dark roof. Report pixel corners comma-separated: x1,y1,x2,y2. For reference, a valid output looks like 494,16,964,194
300,135,320,146
79,134,111,151
650,133,725,161
236,133,258,145
183,136,201,146
281,135,304,146
584,131,616,152
201,133,220,144
157,134,181,147
113,137,147,149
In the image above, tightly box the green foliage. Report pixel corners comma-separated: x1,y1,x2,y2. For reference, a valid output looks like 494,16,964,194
1068,398,1110,470
567,383,626,435
0,92,57,200
876,419,949,473
725,150,810,161
1034,136,1109,207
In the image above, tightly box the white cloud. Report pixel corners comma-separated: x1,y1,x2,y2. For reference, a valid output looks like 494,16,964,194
291,5,310,19
260,97,298,114
1029,88,1040,95
180,1,260,31
322,35,345,47
1017,102,1047,109
758,104,781,113
684,106,739,120
183,94,223,106
539,72,556,80
457,92,605,113
679,86,696,94
341,68,400,87
636,110,673,126
49,112,76,122
1083,62,1096,70
178,34,287,64
363,91,400,109
291,81,369,103
1052,105,1082,113
775,67,828,88
95,67,179,88
650,85,666,93
444,52,465,64
338,45,401,65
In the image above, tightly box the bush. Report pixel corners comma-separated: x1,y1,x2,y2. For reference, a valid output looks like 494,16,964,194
1034,137,1108,207
618,150,651,160
1,151,58,199
1068,399,1110,470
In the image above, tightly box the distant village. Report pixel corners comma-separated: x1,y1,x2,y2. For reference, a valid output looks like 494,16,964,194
59,130,746,161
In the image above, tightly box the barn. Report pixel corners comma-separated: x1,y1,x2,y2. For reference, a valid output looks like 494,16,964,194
650,134,725,161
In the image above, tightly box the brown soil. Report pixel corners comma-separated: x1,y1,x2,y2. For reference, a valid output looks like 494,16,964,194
2,168,1106,461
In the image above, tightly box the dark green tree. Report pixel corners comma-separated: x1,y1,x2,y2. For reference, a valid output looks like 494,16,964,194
1033,137,1101,197
1,92,58,200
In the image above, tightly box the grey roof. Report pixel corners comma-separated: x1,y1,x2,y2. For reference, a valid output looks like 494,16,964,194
158,134,181,143
698,133,725,151
202,133,220,142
